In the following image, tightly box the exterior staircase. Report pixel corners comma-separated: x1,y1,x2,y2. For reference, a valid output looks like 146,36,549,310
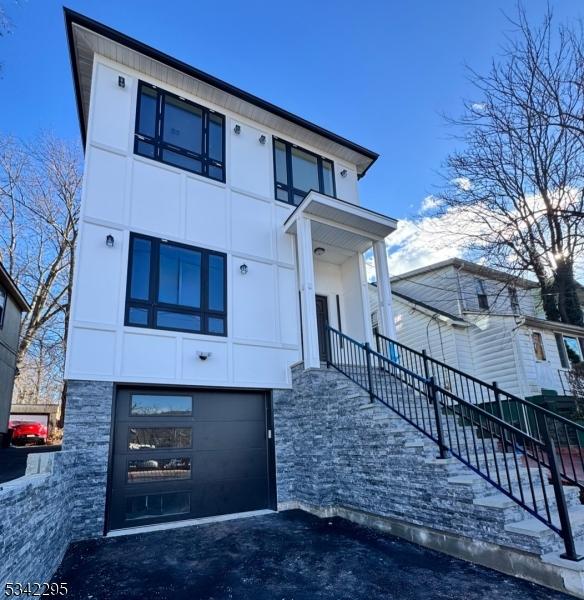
273,325,584,596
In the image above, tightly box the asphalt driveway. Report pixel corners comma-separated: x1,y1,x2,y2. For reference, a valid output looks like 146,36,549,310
52,510,570,600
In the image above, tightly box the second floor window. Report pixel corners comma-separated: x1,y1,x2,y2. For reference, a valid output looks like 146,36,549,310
273,138,335,206
508,286,520,314
475,278,489,311
532,332,546,361
135,81,225,182
126,233,227,336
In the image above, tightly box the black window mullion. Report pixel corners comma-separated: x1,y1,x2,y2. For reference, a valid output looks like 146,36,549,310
317,156,324,194
286,143,294,204
149,237,160,329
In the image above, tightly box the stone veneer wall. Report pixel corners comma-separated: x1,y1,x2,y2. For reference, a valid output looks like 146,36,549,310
0,380,114,585
272,365,571,556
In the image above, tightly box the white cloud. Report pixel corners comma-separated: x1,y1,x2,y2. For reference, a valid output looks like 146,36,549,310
452,176,472,191
419,195,441,213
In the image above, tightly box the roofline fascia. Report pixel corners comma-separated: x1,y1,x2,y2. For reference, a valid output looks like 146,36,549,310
63,8,379,174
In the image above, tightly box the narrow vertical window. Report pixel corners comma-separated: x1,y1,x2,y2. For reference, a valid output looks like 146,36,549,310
532,332,546,361
475,278,489,310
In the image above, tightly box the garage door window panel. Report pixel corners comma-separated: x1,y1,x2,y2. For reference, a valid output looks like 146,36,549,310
130,394,192,416
127,457,192,483
128,427,192,450
125,491,190,521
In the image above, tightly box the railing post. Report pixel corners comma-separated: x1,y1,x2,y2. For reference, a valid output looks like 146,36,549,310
492,381,505,420
325,325,331,369
421,349,431,379
428,376,449,459
536,412,582,561
365,342,374,403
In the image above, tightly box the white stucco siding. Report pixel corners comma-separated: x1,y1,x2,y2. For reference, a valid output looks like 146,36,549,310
66,57,363,388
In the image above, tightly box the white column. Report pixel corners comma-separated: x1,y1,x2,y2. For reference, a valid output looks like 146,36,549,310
373,239,397,339
297,216,320,369
358,253,375,347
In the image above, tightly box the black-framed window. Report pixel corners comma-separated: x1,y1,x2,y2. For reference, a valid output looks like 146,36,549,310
273,138,336,206
125,233,227,336
0,285,5,328
134,81,226,182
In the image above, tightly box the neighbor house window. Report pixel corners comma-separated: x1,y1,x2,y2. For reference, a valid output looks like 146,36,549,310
134,81,225,182
0,286,5,328
475,278,489,310
273,138,335,205
125,233,227,336
508,286,520,314
562,335,584,366
532,332,546,361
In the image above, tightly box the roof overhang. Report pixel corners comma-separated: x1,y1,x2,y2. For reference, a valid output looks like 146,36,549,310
64,8,379,178
284,191,398,254
522,316,584,337
0,263,30,313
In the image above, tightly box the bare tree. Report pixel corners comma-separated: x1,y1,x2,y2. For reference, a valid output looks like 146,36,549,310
0,134,82,406
434,6,584,325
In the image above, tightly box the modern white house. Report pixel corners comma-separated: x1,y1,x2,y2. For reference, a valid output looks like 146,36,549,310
63,10,397,532
370,258,584,400
28,11,584,598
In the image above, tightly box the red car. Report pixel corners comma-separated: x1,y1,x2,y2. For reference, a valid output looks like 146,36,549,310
9,420,48,446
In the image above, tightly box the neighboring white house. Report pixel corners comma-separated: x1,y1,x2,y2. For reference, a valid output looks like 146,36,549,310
63,10,398,531
369,258,584,399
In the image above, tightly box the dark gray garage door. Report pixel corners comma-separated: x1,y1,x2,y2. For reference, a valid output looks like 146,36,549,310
108,388,274,530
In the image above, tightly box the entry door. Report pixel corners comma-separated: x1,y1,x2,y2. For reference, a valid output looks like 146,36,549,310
315,295,329,362
108,388,274,531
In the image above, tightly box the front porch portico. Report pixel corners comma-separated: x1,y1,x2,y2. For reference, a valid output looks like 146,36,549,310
284,192,398,368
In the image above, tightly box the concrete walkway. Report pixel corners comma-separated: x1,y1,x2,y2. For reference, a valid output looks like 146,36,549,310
52,510,571,600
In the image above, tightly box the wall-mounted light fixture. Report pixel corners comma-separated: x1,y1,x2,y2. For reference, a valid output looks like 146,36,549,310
259,134,266,145
106,234,115,248
233,124,241,134
118,76,125,88
197,351,212,361
240,263,248,275
313,247,326,256
340,169,348,178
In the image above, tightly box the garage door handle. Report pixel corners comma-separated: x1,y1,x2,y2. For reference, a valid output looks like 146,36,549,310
267,429,272,439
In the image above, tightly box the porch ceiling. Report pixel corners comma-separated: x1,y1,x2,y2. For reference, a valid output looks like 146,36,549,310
284,192,398,253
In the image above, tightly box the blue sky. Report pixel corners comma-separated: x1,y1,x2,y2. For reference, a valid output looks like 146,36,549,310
1,0,582,223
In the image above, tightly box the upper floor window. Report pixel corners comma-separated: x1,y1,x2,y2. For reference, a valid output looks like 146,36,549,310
508,286,520,314
273,138,335,206
532,332,546,361
475,278,489,311
0,286,5,328
125,233,227,336
135,81,225,182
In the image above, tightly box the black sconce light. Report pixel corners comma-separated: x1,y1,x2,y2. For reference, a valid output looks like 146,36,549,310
340,169,348,178
234,124,241,134
106,234,115,248
118,76,125,88
240,264,248,275
259,134,266,145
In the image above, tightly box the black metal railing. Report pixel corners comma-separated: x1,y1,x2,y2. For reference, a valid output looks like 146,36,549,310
326,324,582,561
376,331,584,491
